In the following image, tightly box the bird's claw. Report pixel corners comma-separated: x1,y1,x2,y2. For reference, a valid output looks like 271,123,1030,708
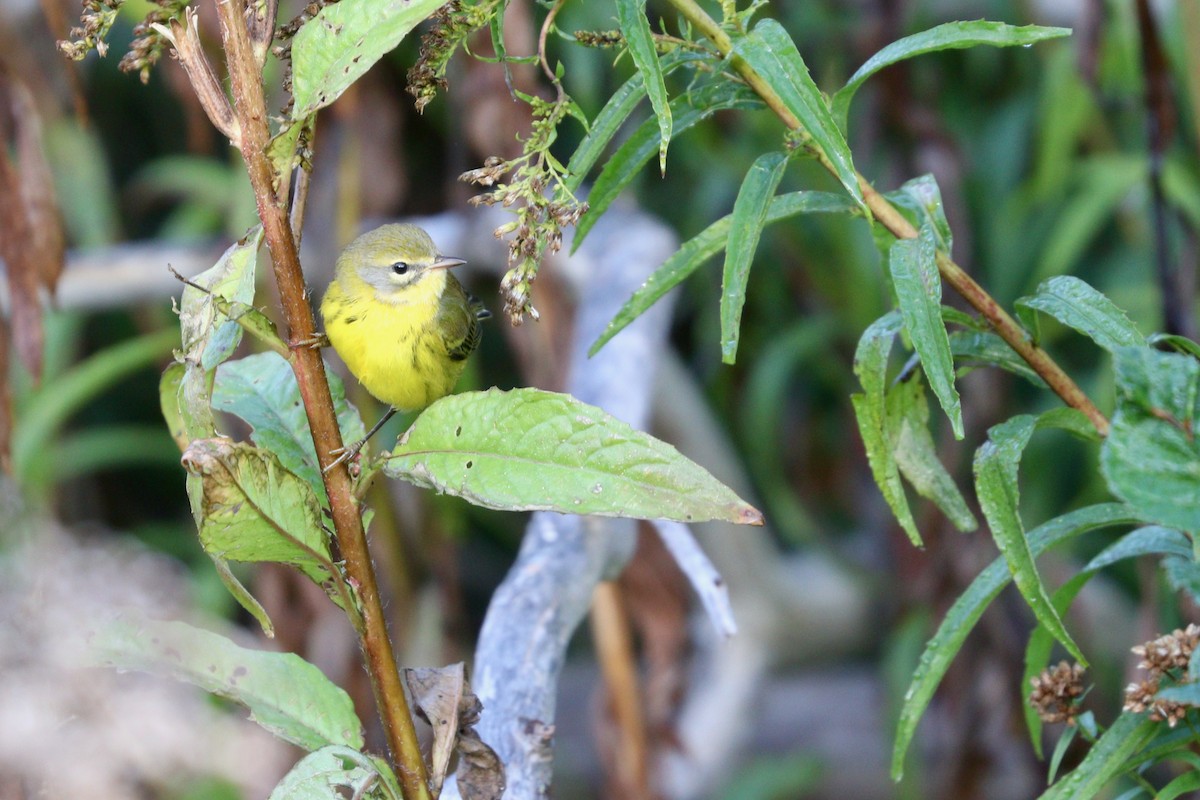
295,331,330,350
323,439,364,473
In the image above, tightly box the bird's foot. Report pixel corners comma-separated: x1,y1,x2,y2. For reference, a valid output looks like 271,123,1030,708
295,331,330,350
323,438,365,473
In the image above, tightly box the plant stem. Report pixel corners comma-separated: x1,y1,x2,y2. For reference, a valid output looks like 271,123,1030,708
666,0,1110,437
213,2,431,797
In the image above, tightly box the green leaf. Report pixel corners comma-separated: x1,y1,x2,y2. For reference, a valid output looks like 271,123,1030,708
383,388,763,525
213,352,367,506
720,151,789,364
180,227,263,371
832,22,1071,130
615,0,671,174
949,330,1048,388
574,79,762,250
160,361,189,451
565,50,702,192
974,415,1086,665
890,377,977,531
1101,347,1200,533
1016,276,1146,352
732,19,862,206
290,0,446,118
89,618,364,751
1084,526,1192,571
886,174,952,254
1154,772,1200,800
1046,723,1079,786
269,746,390,800
889,223,963,438
890,502,1138,780
181,438,343,597
209,555,274,638
1039,712,1157,800
850,311,922,545
1148,333,1200,360
590,191,857,354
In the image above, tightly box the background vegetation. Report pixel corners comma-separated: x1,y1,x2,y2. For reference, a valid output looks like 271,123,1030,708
4,0,1200,798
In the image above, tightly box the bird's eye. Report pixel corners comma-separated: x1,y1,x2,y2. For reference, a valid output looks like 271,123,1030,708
391,262,409,275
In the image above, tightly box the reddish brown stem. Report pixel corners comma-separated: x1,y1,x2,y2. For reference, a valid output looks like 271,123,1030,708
212,2,430,797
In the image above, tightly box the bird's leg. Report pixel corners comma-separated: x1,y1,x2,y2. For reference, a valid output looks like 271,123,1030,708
323,407,399,473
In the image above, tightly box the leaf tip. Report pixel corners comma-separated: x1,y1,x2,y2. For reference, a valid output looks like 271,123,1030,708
738,505,765,526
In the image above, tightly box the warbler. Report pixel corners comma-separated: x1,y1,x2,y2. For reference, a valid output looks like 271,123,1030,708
320,223,487,468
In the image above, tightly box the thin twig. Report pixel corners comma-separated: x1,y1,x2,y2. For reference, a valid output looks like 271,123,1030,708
663,0,1110,437
210,2,431,797
537,0,567,100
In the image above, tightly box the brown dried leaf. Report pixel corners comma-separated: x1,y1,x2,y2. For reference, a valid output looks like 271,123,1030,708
457,729,506,800
403,662,479,794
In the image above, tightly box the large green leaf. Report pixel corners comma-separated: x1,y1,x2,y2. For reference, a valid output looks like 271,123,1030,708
1101,347,1200,533
590,191,857,354
290,0,446,118
615,0,671,174
974,414,1086,664
889,223,963,438
732,19,862,206
720,151,789,364
89,618,364,751
891,503,1138,779
574,80,762,250
1017,276,1146,352
213,352,366,506
832,22,1071,130
182,438,343,597
383,388,763,525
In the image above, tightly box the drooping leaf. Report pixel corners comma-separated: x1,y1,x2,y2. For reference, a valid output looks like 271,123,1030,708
290,0,446,118
615,0,671,174
1022,573,1090,759
720,151,789,364
213,352,366,506
181,438,345,600
383,388,763,525
574,79,762,250
1084,526,1193,571
850,311,922,545
565,50,704,192
1016,276,1146,352
891,502,1138,780
1154,772,1200,800
890,377,976,531
403,663,480,796
1101,347,1200,533
209,554,274,638
974,414,1086,664
268,747,378,800
590,191,857,354
832,22,1071,130
732,19,862,206
889,223,963,438
89,618,364,751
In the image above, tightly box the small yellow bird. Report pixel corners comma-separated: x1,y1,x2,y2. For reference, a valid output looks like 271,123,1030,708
320,223,487,469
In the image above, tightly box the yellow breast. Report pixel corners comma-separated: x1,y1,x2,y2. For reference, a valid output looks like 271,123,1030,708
321,271,465,411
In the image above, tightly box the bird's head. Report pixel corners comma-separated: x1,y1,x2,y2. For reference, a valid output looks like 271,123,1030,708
339,223,466,301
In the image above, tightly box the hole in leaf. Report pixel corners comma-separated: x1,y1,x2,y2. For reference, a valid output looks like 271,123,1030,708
455,426,462,437
465,460,474,469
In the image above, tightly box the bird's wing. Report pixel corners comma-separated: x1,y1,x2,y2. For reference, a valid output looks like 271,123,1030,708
438,273,486,362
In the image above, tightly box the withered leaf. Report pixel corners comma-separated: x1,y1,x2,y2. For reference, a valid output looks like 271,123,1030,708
457,730,506,800
403,662,479,795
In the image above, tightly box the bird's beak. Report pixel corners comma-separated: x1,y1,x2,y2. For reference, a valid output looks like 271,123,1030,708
430,256,467,271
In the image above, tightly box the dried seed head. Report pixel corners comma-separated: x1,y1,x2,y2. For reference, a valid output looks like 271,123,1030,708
1028,661,1086,725
1132,624,1200,678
